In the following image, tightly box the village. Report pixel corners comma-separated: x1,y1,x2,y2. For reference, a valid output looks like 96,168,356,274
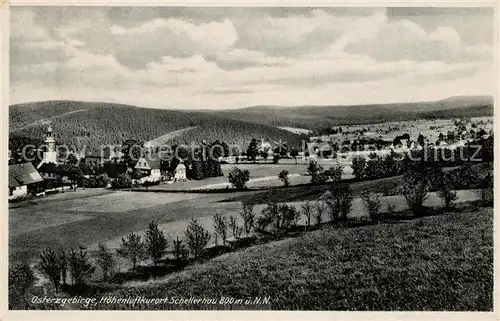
8,115,494,201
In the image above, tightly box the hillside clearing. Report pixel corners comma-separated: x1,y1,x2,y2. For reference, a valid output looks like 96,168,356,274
93,208,493,310
145,126,199,146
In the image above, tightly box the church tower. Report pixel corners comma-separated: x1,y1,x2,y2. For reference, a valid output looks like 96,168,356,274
38,125,58,168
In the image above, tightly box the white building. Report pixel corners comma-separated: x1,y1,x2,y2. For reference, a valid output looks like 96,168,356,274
173,163,187,182
37,125,58,169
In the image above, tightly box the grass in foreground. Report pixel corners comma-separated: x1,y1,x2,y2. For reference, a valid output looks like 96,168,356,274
91,208,492,311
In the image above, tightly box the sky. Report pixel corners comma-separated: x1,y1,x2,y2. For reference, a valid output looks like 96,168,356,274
10,7,495,109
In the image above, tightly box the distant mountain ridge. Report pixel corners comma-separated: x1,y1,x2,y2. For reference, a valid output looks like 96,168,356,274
9,96,493,152
208,95,493,130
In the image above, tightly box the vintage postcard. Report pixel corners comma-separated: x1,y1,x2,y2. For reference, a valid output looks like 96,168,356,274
2,1,498,320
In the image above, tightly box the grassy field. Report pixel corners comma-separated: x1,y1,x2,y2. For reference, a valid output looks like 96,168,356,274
92,207,493,311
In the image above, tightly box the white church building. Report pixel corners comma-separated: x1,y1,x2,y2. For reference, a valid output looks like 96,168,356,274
37,125,58,169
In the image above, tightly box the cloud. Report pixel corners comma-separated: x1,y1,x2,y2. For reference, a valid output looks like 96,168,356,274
345,17,492,63
9,7,495,109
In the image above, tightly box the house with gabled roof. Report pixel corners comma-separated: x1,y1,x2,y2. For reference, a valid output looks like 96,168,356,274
9,162,44,199
135,156,162,182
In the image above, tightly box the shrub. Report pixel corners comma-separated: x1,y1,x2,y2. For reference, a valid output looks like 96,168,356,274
314,201,327,227
279,204,300,229
301,201,314,228
112,173,132,189
172,237,189,264
39,248,62,292
184,219,211,259
58,249,68,286
362,192,381,219
145,221,168,267
228,167,250,189
278,170,290,187
323,184,353,222
401,169,430,216
68,248,95,286
481,173,493,206
213,213,228,245
437,173,458,211
117,232,147,272
256,215,273,231
96,243,116,281
261,200,281,231
351,156,366,180
326,165,343,183
240,201,256,236
307,160,328,184
9,262,36,309
228,215,243,240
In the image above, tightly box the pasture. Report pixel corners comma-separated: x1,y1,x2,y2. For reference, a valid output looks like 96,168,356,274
95,207,493,310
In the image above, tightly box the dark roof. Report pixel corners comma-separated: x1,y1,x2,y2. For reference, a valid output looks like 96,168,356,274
103,162,128,178
9,162,43,187
136,155,162,170
146,159,161,170
37,163,60,174
86,151,105,159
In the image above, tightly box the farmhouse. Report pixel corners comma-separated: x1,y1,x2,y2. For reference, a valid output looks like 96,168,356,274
8,162,44,199
135,157,162,182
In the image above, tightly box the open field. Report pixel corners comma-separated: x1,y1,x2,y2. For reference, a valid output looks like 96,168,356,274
148,160,353,191
94,207,493,310
10,169,484,268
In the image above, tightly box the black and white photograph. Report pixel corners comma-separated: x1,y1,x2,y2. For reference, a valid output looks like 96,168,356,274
5,4,496,314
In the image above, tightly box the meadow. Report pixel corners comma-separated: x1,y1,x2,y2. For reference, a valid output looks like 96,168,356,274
92,207,493,311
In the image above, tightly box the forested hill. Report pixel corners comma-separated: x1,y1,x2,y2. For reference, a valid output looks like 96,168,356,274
208,96,494,131
9,101,307,152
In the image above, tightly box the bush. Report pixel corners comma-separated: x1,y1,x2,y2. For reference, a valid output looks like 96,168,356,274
112,173,132,189
172,237,189,264
278,169,290,187
213,213,228,245
256,215,273,231
307,160,328,184
145,221,168,267
39,248,62,292
351,156,366,180
228,167,250,189
449,164,480,189
481,173,493,206
228,215,243,240
301,201,314,228
240,201,256,236
117,232,147,272
322,184,353,222
96,243,116,281
326,165,343,183
59,249,68,286
184,219,211,259
279,204,300,229
9,262,36,309
68,248,95,286
314,201,327,227
401,169,430,216
261,200,281,231
362,192,381,219
437,173,458,211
